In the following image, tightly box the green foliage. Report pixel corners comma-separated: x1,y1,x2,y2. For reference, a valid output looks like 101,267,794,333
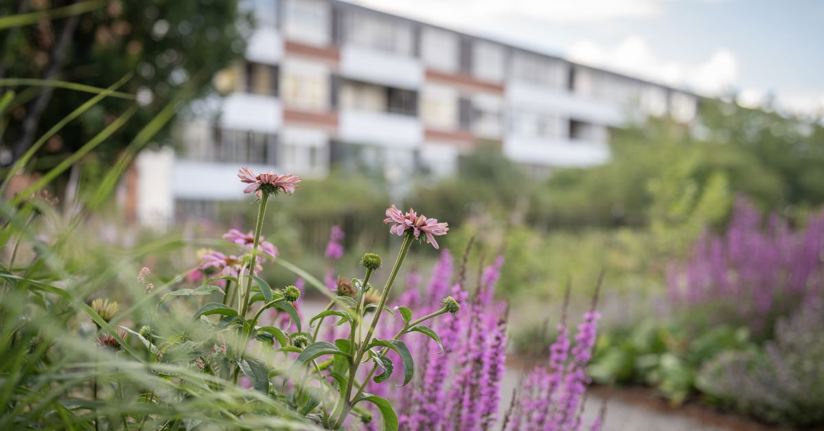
590,321,754,404
1,0,248,166
409,145,533,227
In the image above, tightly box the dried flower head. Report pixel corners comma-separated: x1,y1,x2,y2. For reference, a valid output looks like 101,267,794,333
442,296,460,314
97,334,120,350
384,205,449,249
336,278,356,297
91,298,119,322
282,285,301,302
363,291,382,311
238,167,301,198
361,252,382,271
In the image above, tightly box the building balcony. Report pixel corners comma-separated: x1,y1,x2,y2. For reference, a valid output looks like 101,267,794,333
339,45,423,90
506,81,625,127
339,109,422,149
245,28,283,65
219,93,282,134
502,136,610,167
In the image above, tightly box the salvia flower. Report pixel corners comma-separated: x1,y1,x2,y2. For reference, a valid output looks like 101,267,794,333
324,225,345,260
222,228,278,258
383,205,449,249
237,167,301,198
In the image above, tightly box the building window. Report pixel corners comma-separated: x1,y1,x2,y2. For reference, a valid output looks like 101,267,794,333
340,81,386,112
511,111,564,139
284,0,330,45
470,94,503,137
386,87,417,116
281,59,329,111
421,85,458,129
218,129,277,164
343,10,413,55
569,119,608,143
244,62,278,96
511,52,566,89
472,41,505,82
421,28,458,72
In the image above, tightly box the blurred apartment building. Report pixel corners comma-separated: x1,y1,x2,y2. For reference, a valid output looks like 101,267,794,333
134,0,698,226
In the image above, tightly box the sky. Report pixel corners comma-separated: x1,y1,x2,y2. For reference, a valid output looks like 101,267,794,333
352,0,824,116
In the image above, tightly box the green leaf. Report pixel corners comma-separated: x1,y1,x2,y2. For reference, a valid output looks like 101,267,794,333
371,339,414,385
163,285,223,299
273,302,301,332
252,275,273,302
397,307,413,325
356,394,398,431
407,325,444,352
238,358,270,393
193,302,238,319
372,355,394,383
256,326,289,347
296,341,348,365
310,310,352,328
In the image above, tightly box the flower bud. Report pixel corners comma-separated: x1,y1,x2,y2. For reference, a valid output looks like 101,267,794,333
282,285,301,302
138,325,153,340
336,278,356,297
442,296,460,314
90,298,119,322
290,333,309,349
361,253,382,271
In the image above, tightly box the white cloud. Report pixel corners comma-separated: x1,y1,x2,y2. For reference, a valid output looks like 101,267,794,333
568,36,738,93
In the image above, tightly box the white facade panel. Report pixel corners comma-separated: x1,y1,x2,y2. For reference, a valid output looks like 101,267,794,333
340,45,423,90
507,81,625,127
421,142,460,177
219,93,282,134
339,110,422,148
137,148,174,228
503,137,610,167
245,28,283,65
172,160,276,200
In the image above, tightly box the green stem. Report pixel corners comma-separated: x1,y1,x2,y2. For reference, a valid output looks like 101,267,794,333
351,307,449,401
233,192,269,385
222,279,233,307
311,301,335,342
333,233,413,427
239,192,269,318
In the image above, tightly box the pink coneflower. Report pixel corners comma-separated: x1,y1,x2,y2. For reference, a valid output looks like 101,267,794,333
199,250,245,277
384,205,449,249
222,228,278,258
238,167,300,198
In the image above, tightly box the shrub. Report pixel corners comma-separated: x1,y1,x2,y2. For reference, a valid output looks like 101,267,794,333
697,300,824,427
